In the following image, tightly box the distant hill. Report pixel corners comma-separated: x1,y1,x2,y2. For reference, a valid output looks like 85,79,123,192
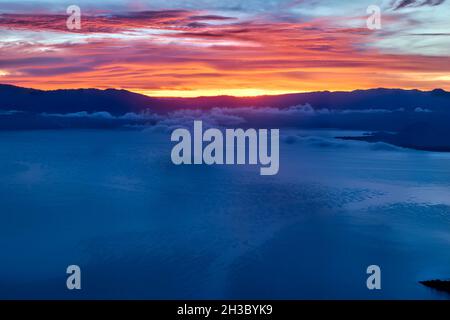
339,122,450,152
1,84,449,115
0,84,161,115
2,84,450,151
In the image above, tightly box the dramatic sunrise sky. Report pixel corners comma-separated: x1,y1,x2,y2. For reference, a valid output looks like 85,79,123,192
0,0,449,97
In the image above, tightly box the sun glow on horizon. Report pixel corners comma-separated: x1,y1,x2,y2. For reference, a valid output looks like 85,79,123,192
133,88,309,98
0,1,449,96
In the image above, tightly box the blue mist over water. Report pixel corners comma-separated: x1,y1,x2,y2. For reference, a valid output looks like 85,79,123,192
1,129,450,299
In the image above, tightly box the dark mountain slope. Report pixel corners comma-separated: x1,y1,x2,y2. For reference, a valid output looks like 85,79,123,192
1,84,449,115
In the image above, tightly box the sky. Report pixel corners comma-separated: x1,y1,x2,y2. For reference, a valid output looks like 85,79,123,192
0,0,449,97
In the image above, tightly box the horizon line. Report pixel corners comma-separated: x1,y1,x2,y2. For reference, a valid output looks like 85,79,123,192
0,83,447,99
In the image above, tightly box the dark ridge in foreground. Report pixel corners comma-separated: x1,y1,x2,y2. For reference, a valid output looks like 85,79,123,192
337,122,450,152
420,280,450,294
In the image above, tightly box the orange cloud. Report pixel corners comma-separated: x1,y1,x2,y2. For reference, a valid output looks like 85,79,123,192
0,10,449,96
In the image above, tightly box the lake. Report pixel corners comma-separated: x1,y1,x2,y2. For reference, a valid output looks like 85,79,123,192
1,129,449,299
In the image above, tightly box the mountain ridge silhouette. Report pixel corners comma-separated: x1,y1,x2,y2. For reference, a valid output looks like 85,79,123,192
1,84,449,115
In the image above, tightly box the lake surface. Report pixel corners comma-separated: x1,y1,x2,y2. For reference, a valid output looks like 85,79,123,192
1,129,450,299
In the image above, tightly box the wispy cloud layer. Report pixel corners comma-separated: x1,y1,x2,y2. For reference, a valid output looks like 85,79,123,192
0,0,449,95
391,0,446,10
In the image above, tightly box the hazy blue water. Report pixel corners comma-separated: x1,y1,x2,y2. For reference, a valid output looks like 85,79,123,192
1,129,450,299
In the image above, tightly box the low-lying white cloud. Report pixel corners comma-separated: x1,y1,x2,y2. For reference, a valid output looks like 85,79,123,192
414,107,432,113
36,104,414,132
